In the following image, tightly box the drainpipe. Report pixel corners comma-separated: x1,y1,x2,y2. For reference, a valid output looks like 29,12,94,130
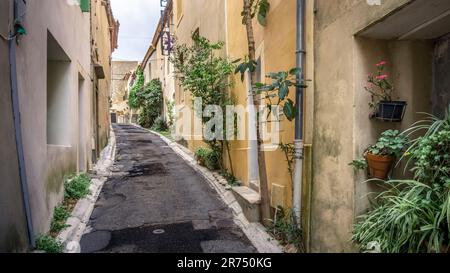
245,71,260,190
9,0,35,248
293,0,306,224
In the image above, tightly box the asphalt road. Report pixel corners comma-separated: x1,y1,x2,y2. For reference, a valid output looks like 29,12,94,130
80,124,256,253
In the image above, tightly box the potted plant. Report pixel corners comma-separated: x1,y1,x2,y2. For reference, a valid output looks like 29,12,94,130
365,61,407,122
365,130,408,180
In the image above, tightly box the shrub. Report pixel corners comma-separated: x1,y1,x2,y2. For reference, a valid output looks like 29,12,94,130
151,116,168,132
128,68,144,109
64,173,91,200
194,147,220,171
35,235,64,253
137,79,163,128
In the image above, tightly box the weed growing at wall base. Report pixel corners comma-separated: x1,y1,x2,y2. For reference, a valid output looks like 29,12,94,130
35,235,64,253
64,173,91,200
50,205,70,235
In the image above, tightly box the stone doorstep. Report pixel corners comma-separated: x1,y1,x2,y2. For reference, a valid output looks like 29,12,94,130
231,186,261,223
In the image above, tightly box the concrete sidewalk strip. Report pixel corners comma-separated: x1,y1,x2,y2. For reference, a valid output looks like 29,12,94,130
139,126,283,253
57,127,117,253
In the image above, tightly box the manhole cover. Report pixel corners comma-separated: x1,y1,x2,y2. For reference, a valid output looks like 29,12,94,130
153,229,165,235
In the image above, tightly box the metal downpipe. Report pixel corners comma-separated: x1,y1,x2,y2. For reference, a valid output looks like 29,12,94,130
293,0,306,224
9,0,35,249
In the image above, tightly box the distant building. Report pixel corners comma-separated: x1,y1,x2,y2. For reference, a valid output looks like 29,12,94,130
111,61,138,124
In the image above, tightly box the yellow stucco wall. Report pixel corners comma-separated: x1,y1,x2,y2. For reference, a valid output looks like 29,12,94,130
171,0,299,209
226,0,298,208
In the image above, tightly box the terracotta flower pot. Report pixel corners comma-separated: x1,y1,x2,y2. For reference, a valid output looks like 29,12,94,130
366,153,395,180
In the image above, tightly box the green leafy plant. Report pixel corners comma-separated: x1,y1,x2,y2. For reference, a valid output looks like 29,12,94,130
194,147,220,171
234,57,258,82
353,180,448,253
35,235,64,253
136,79,163,128
349,159,368,171
50,205,70,234
268,206,304,253
365,61,394,111
220,170,241,187
240,0,271,26
64,173,91,200
151,116,168,132
166,100,175,127
128,68,145,109
254,68,307,122
279,143,295,182
367,130,408,157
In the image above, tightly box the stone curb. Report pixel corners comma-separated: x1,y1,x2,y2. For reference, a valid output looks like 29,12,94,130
56,127,116,253
135,125,283,253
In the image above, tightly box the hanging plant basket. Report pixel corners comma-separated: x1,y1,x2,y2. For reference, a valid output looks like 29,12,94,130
375,101,407,122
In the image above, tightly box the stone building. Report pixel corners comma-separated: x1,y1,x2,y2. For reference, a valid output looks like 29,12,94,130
111,61,138,124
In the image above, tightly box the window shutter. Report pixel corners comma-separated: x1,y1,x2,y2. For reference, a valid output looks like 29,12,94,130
80,0,90,12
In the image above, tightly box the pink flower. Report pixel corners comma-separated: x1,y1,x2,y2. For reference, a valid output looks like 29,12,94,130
376,61,387,67
376,74,388,80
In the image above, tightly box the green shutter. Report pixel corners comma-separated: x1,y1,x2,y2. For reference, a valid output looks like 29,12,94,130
80,0,90,12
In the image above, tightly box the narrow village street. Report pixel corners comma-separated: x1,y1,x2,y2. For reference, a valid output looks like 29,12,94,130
79,124,257,253
2,0,450,257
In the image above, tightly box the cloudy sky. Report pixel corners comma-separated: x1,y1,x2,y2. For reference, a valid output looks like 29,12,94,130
111,0,161,61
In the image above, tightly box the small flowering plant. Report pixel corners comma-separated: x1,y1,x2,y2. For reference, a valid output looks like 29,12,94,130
365,61,394,110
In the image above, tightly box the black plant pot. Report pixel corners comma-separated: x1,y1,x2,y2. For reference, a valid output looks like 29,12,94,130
375,101,407,122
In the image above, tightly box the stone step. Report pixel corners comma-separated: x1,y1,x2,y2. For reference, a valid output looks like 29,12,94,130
231,186,261,223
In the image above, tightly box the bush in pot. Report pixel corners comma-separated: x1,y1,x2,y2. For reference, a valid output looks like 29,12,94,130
365,130,408,180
